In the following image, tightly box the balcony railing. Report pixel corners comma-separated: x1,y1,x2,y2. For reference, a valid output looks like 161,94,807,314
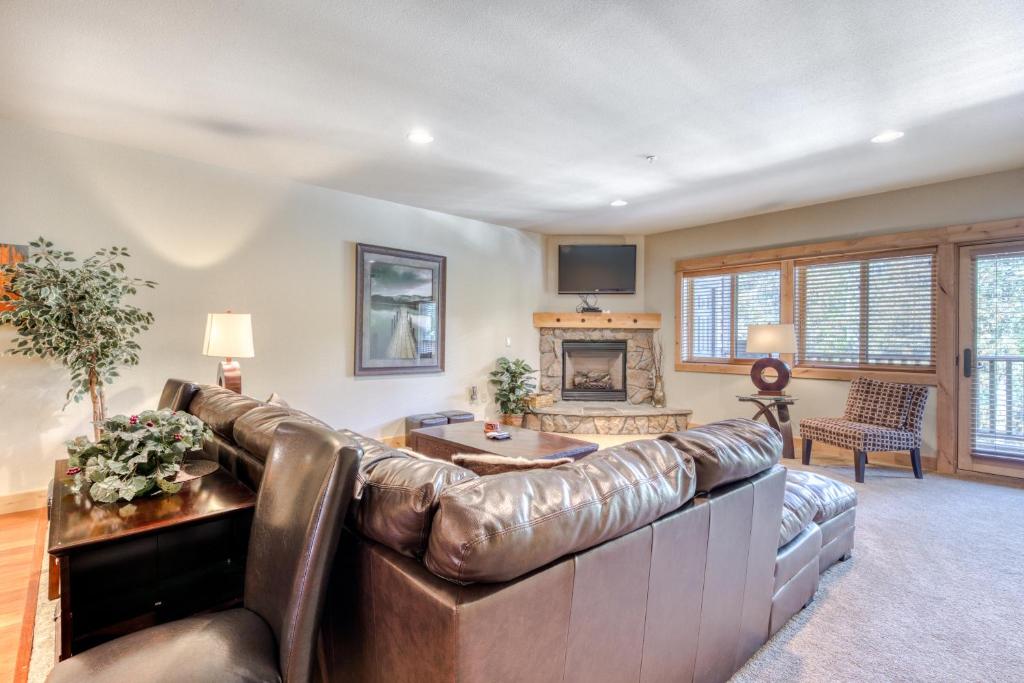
974,354,1024,458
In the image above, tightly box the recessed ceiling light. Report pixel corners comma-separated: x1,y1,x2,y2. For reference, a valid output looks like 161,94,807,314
870,130,904,144
407,129,434,144
610,199,628,207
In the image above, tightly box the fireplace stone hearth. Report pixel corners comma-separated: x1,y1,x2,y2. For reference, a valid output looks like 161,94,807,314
523,401,691,435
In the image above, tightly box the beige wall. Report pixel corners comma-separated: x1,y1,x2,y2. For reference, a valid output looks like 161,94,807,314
0,121,544,497
645,168,1024,458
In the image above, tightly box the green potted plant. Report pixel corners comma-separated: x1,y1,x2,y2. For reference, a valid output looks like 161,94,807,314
0,237,156,439
66,410,211,503
489,357,537,427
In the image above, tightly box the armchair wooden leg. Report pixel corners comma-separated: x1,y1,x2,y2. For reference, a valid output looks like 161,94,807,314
854,450,867,483
802,439,812,465
910,448,924,479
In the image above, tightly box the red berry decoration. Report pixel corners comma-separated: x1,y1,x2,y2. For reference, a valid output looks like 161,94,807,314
66,466,82,475
129,415,139,425
173,433,183,441
145,421,155,428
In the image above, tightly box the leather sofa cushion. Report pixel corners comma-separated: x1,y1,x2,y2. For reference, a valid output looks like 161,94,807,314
46,607,279,683
780,476,818,547
451,453,573,476
188,385,263,437
233,405,331,463
786,469,858,523
659,419,781,494
425,438,696,583
349,431,477,558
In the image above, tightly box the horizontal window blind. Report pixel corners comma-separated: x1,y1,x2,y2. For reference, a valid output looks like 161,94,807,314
970,249,1024,459
795,252,935,368
680,268,780,362
735,270,782,358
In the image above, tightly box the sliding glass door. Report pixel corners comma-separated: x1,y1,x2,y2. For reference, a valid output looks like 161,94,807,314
958,242,1024,477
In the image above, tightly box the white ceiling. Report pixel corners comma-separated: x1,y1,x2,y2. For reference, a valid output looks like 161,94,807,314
2,1,1024,235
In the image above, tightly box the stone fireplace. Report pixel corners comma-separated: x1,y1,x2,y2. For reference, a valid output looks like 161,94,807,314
561,340,627,401
528,313,690,435
539,326,654,404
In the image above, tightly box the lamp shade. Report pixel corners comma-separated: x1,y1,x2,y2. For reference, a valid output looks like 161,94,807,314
746,323,796,354
202,313,255,358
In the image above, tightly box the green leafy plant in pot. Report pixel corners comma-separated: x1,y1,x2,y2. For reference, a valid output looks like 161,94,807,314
0,237,156,440
489,357,537,427
66,410,211,503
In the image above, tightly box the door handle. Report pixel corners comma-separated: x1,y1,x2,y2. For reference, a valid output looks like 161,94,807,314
963,348,972,378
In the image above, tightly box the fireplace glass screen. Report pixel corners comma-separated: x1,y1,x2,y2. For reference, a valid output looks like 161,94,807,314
562,340,627,401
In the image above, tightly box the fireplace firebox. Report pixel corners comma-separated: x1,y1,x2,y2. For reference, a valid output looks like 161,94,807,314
561,340,627,401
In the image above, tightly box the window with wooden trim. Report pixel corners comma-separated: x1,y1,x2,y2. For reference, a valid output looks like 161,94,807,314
795,250,936,369
679,266,781,363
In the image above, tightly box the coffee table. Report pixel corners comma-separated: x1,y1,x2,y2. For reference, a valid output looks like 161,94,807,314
409,420,598,462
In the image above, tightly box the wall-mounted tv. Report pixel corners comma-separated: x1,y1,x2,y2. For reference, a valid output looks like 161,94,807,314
558,244,637,294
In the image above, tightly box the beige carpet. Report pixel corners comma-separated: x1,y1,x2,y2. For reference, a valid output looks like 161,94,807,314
734,462,1024,682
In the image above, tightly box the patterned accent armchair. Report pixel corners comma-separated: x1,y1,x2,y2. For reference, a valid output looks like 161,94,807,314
799,377,929,482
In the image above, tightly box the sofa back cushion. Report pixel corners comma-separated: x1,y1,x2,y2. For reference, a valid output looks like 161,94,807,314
157,378,201,412
349,431,477,558
188,385,264,437
424,438,696,583
233,405,332,463
658,419,781,494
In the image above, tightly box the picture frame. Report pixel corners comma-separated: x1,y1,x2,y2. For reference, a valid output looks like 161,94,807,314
0,243,29,312
355,243,446,376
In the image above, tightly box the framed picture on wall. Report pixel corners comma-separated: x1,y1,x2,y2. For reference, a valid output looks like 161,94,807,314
355,243,446,375
0,243,29,312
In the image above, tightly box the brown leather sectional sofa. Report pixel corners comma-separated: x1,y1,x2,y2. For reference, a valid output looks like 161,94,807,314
158,379,856,683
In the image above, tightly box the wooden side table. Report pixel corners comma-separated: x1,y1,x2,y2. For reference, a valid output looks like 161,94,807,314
737,395,797,460
47,459,256,660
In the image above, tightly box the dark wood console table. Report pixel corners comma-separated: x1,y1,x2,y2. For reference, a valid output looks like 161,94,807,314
47,458,256,660
737,395,797,460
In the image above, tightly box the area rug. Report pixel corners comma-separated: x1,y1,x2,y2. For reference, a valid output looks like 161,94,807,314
27,553,56,683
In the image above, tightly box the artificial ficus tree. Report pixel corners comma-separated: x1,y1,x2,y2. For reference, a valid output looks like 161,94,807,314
0,237,156,439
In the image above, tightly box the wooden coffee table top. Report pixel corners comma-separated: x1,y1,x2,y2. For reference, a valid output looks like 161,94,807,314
48,458,256,556
410,421,598,461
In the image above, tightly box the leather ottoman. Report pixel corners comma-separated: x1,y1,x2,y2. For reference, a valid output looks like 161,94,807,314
437,410,474,425
786,470,858,573
770,523,821,636
405,413,448,439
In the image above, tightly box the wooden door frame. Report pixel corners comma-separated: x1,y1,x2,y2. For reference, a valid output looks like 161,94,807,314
956,240,1024,477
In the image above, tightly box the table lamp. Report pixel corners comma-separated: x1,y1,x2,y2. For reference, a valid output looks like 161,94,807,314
202,312,254,393
746,323,796,395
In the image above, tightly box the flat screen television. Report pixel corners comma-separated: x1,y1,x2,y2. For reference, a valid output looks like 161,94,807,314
558,244,637,294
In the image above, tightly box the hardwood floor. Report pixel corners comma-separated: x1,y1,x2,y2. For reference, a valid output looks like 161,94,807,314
0,508,46,683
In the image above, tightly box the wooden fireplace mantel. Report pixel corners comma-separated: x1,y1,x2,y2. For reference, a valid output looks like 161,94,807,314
532,312,662,330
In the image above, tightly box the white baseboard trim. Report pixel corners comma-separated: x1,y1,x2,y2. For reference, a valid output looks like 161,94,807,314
0,487,47,515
